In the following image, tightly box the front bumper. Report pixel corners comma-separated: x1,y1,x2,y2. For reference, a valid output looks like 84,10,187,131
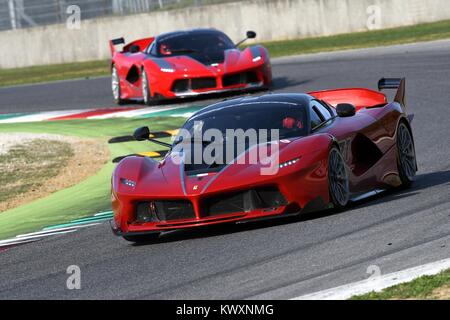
151,63,270,99
111,196,327,237
173,81,265,98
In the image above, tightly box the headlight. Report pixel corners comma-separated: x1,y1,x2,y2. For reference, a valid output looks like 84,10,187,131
160,68,175,73
120,178,136,187
279,158,300,169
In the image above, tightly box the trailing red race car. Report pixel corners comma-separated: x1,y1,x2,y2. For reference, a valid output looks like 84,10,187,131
109,28,272,105
111,78,417,242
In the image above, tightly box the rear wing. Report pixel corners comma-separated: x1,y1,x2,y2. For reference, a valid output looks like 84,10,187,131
310,78,406,111
109,37,154,55
378,78,406,107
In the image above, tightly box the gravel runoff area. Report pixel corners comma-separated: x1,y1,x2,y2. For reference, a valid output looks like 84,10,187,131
0,132,109,212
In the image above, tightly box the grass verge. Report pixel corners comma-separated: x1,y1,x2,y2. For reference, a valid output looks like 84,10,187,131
351,269,450,300
1,20,450,87
0,117,185,240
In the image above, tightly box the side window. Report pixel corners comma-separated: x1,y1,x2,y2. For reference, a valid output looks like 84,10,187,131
310,107,323,129
147,42,157,55
311,100,332,121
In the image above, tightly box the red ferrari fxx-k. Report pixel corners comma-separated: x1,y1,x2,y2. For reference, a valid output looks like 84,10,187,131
109,28,272,105
111,78,417,242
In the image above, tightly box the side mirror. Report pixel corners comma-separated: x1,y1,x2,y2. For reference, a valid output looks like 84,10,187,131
246,30,257,39
129,44,140,54
133,126,150,141
236,31,257,47
336,103,356,117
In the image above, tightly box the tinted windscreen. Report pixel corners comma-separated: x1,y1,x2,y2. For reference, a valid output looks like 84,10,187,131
175,102,308,174
179,102,308,142
156,32,235,64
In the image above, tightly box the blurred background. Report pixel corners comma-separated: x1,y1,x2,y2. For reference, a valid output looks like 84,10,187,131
0,0,240,31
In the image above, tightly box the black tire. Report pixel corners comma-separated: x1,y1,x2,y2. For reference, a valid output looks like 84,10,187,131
328,147,350,210
123,233,160,243
396,122,417,188
111,65,126,105
141,69,157,106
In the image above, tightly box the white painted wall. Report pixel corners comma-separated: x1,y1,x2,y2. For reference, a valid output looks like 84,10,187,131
1,0,449,68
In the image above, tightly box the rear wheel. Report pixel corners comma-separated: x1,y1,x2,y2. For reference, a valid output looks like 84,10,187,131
123,233,160,243
328,147,350,210
141,69,157,106
397,122,417,188
111,65,125,105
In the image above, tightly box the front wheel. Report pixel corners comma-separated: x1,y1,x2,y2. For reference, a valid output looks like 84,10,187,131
328,147,350,210
396,122,417,188
111,65,125,105
141,69,157,106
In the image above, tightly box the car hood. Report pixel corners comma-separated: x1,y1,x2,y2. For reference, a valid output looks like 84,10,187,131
155,47,260,75
114,134,333,198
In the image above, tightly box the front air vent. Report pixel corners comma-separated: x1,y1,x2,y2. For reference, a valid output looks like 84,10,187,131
171,79,189,93
223,71,259,87
202,187,287,217
134,200,195,223
191,78,217,90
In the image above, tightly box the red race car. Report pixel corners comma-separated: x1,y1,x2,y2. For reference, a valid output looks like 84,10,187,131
109,28,272,105
111,78,417,242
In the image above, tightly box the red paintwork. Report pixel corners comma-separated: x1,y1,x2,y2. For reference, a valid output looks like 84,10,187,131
110,33,272,102
310,88,388,111
111,84,415,237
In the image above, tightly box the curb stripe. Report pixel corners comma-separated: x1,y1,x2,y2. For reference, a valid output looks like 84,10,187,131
0,110,86,123
0,113,27,121
0,104,200,123
49,107,137,121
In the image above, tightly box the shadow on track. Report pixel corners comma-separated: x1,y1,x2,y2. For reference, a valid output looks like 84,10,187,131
130,169,450,246
117,77,313,108
129,168,450,247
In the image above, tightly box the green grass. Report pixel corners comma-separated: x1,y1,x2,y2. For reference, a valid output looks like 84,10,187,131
0,117,185,240
0,139,73,203
2,19,450,87
0,60,110,88
264,19,450,58
351,269,450,300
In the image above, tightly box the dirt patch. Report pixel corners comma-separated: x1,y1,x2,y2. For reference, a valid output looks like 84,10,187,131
0,133,109,212
429,284,450,300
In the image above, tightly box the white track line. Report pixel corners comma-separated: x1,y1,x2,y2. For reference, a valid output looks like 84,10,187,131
15,223,102,238
0,110,88,123
0,222,103,248
0,230,77,247
94,211,113,217
293,258,450,300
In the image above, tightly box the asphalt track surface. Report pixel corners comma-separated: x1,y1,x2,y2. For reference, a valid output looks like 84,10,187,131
0,41,449,299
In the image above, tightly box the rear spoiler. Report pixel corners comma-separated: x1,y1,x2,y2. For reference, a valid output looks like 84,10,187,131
109,37,154,55
109,37,125,55
378,78,406,107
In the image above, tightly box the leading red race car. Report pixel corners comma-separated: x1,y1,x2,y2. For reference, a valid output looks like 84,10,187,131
109,28,272,105
111,78,417,242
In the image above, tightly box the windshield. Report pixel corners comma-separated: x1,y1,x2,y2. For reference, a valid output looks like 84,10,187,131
156,32,235,58
177,102,308,144
174,101,308,174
